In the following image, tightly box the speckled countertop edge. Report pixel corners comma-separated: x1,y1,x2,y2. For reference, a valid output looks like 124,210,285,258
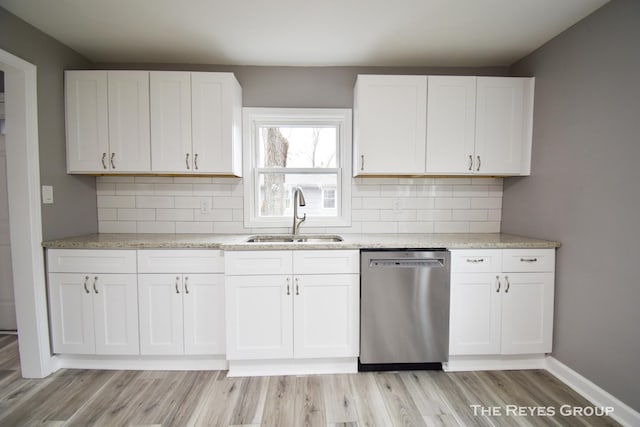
42,233,560,250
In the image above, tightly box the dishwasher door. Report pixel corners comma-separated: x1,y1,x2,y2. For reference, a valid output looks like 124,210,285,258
360,250,450,368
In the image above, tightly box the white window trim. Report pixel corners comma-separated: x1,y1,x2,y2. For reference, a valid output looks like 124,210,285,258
242,107,352,228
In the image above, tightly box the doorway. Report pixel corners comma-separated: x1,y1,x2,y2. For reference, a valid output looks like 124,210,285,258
0,48,52,378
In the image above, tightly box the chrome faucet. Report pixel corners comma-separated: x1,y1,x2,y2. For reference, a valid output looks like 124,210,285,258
292,186,306,236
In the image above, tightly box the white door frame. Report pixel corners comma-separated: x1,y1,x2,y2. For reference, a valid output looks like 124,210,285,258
0,48,53,377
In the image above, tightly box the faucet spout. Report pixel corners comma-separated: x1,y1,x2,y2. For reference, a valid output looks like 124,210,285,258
292,187,306,236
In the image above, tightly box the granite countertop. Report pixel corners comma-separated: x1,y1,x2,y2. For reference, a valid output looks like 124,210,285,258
42,233,560,250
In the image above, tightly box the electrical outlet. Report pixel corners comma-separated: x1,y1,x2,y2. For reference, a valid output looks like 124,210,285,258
200,199,211,214
42,185,54,204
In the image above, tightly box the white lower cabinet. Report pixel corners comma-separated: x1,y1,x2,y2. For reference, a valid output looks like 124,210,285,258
449,249,555,356
225,250,360,362
48,250,139,355
137,250,225,355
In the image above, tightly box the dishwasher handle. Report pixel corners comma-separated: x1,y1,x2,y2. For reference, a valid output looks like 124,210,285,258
369,258,446,268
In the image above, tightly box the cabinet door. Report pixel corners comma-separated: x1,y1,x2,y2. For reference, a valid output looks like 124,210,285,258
183,274,225,355
501,273,554,354
475,77,525,175
426,76,477,174
353,75,427,175
92,274,139,355
449,273,502,355
107,71,151,172
293,274,359,359
191,73,241,174
225,275,293,360
150,72,193,172
138,274,184,355
48,273,95,354
65,71,109,173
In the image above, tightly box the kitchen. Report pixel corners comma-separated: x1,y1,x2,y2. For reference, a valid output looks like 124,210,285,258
0,0,639,425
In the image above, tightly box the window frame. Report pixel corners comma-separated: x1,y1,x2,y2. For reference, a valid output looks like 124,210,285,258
242,107,352,228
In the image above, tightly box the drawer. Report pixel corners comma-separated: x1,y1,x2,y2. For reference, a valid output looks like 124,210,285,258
47,249,137,273
451,250,502,273
225,251,293,275
138,249,224,273
502,249,555,272
293,250,360,275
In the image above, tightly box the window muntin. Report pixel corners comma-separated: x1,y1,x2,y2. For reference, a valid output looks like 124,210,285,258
243,108,352,228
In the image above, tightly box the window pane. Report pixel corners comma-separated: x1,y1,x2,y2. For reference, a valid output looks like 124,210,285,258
258,126,337,168
258,173,338,217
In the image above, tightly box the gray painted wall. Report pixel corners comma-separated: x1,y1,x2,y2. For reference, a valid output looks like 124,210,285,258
0,7,97,240
94,63,508,107
503,0,640,411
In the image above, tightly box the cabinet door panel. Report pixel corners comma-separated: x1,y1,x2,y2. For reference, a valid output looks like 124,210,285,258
293,274,359,358
475,77,524,175
501,273,554,354
93,274,139,355
150,72,192,172
354,75,427,175
65,71,109,172
48,273,95,354
293,250,359,275
225,250,292,276
107,71,150,172
449,273,502,355
426,76,476,174
138,274,184,355
225,275,293,360
183,274,225,355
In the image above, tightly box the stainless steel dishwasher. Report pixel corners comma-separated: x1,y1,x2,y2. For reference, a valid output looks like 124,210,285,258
360,249,450,370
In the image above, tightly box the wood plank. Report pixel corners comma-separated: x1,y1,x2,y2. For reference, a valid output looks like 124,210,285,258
423,414,461,427
322,374,358,423
399,371,454,418
191,372,244,426
260,376,297,427
374,372,427,427
294,375,326,426
229,376,269,425
350,372,393,427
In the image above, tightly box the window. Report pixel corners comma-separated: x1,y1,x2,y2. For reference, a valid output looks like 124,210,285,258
243,108,352,228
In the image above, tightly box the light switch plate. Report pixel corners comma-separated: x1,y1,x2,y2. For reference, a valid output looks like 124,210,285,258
42,185,54,204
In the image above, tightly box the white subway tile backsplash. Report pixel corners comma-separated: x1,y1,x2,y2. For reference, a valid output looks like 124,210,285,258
97,176,503,234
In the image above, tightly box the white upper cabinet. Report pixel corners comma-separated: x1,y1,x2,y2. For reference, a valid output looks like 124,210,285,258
475,77,531,175
65,70,242,176
354,74,534,176
65,71,110,173
426,76,477,174
150,71,193,173
353,75,427,175
107,71,151,172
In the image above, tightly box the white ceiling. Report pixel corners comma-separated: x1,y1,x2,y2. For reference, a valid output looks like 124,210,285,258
0,0,610,67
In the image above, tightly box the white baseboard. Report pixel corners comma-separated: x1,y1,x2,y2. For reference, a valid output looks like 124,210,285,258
227,357,358,377
53,354,228,371
445,354,548,372
545,357,640,427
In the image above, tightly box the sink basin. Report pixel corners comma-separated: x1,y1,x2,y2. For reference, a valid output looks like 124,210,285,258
245,235,343,243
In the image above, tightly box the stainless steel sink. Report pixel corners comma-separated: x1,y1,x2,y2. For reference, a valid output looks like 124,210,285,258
245,235,343,243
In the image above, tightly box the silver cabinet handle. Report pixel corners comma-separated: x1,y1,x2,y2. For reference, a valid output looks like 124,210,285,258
83,276,90,294
477,155,481,171
93,276,99,294
295,277,299,296
466,258,484,263
185,153,190,170
286,277,290,295
496,275,501,293
194,154,199,170
184,276,189,294
361,154,364,171
520,258,538,263
101,153,107,170
505,275,510,293
110,153,116,169
175,276,180,294
468,155,473,171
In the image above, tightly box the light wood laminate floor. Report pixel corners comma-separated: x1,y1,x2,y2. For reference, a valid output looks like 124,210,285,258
0,335,619,426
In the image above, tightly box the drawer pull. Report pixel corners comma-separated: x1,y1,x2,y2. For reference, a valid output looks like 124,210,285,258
496,275,501,293
175,276,180,294
295,277,300,296
466,258,484,263
83,276,90,294
286,277,291,295
505,276,510,293
184,276,189,294
93,276,99,294
520,258,538,263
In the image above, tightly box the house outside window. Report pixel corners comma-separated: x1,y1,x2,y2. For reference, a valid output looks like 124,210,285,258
243,108,352,228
